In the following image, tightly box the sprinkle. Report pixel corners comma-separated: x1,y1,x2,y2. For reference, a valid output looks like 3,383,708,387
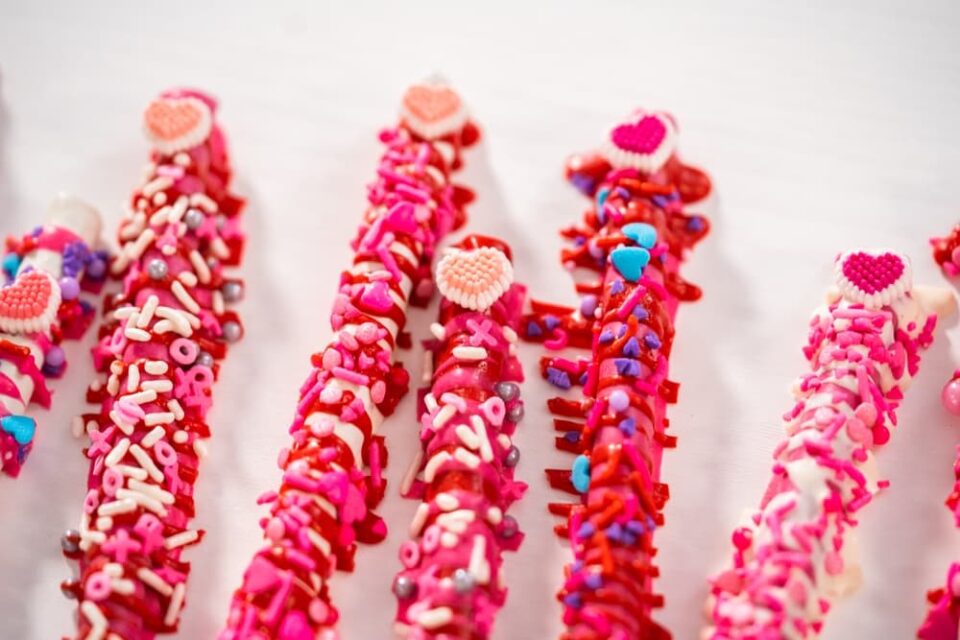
452,346,487,361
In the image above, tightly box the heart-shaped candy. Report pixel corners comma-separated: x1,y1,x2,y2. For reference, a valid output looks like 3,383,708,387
1,415,36,445
835,250,911,308
143,96,213,155
400,83,467,141
0,270,61,335
610,246,651,283
437,247,513,311
603,112,677,174
622,222,658,249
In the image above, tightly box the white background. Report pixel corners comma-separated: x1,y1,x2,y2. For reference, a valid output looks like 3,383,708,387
1,1,959,638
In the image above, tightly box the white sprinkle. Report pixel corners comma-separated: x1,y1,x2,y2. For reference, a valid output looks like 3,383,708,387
429,322,446,340
440,531,459,548
305,527,332,557
111,578,136,595
169,195,189,223
115,465,149,481
453,447,481,469
189,192,217,212
423,393,439,413
71,416,85,439
434,493,459,511
469,535,489,584
95,516,113,531
104,438,131,467
129,444,164,482
171,280,201,314
127,479,175,505
409,503,430,537
126,365,141,393
470,415,494,462
164,582,186,627
173,430,189,444
212,290,225,316
141,426,167,448
145,360,168,375
138,567,173,597
145,412,175,426
80,601,108,640
189,250,211,284
423,451,451,482
455,425,481,450
116,488,167,517
142,175,173,197
98,498,137,517
210,237,230,260
194,439,208,459
141,379,173,393
178,271,198,288
122,389,158,405
164,529,199,550
108,410,134,435
125,228,156,264
453,346,487,361
152,191,167,206
487,506,503,525
138,295,160,328
168,401,185,421
431,404,457,430
124,326,152,342
503,326,518,343
417,607,453,630
149,206,171,227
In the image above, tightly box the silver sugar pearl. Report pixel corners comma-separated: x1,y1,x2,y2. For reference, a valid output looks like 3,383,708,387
197,351,215,368
507,403,525,423
61,529,80,554
184,209,205,230
453,568,476,593
501,515,519,538
504,445,520,468
494,381,519,402
222,281,244,303
393,576,417,599
222,320,243,343
147,258,168,280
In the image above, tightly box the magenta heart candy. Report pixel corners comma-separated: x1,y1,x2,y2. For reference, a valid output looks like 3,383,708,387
836,250,911,308
610,115,667,155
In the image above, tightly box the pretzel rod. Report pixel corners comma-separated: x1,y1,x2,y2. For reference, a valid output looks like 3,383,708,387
60,88,246,639
219,83,479,639
392,236,526,638
0,196,104,476
705,251,952,639
521,111,712,639
917,224,960,639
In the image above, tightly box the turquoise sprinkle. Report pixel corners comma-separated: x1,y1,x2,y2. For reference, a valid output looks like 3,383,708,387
1,415,36,445
571,454,591,493
622,222,658,249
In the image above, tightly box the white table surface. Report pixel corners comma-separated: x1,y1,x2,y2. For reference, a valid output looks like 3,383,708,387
1,1,959,638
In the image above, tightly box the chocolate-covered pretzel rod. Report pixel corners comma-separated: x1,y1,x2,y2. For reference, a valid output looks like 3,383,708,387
706,251,951,639
522,111,711,639
917,225,960,640
392,236,526,638
220,83,478,640
61,88,246,639
0,196,104,476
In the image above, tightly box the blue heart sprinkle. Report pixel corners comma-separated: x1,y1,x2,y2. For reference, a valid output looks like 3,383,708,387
610,247,650,283
1,415,36,445
2,253,21,278
571,454,591,493
622,222,658,249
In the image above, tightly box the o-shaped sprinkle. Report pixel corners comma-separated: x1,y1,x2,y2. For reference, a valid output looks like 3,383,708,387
399,540,421,569
102,468,123,497
169,338,199,365
84,571,112,601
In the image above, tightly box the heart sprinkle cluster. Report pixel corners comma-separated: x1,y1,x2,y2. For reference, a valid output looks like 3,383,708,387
521,112,711,639
392,236,526,638
62,88,246,639
602,111,678,175
219,84,478,640
705,253,947,639
0,197,105,477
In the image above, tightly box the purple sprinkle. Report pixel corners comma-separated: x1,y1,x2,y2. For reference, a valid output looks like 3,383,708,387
614,359,640,377
644,333,662,350
526,321,542,337
578,371,589,385
59,276,80,301
564,593,584,609
546,367,572,390
606,522,624,542
577,522,595,539
579,294,598,318
564,431,580,443
570,174,594,196
622,337,640,357
584,573,603,590
573,237,585,247
652,195,669,208
86,258,106,279
599,330,615,344
44,345,66,369
614,187,630,200
687,216,704,232
544,315,560,331
633,306,649,320
619,417,636,436
617,325,628,338
626,520,646,535
610,280,625,295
